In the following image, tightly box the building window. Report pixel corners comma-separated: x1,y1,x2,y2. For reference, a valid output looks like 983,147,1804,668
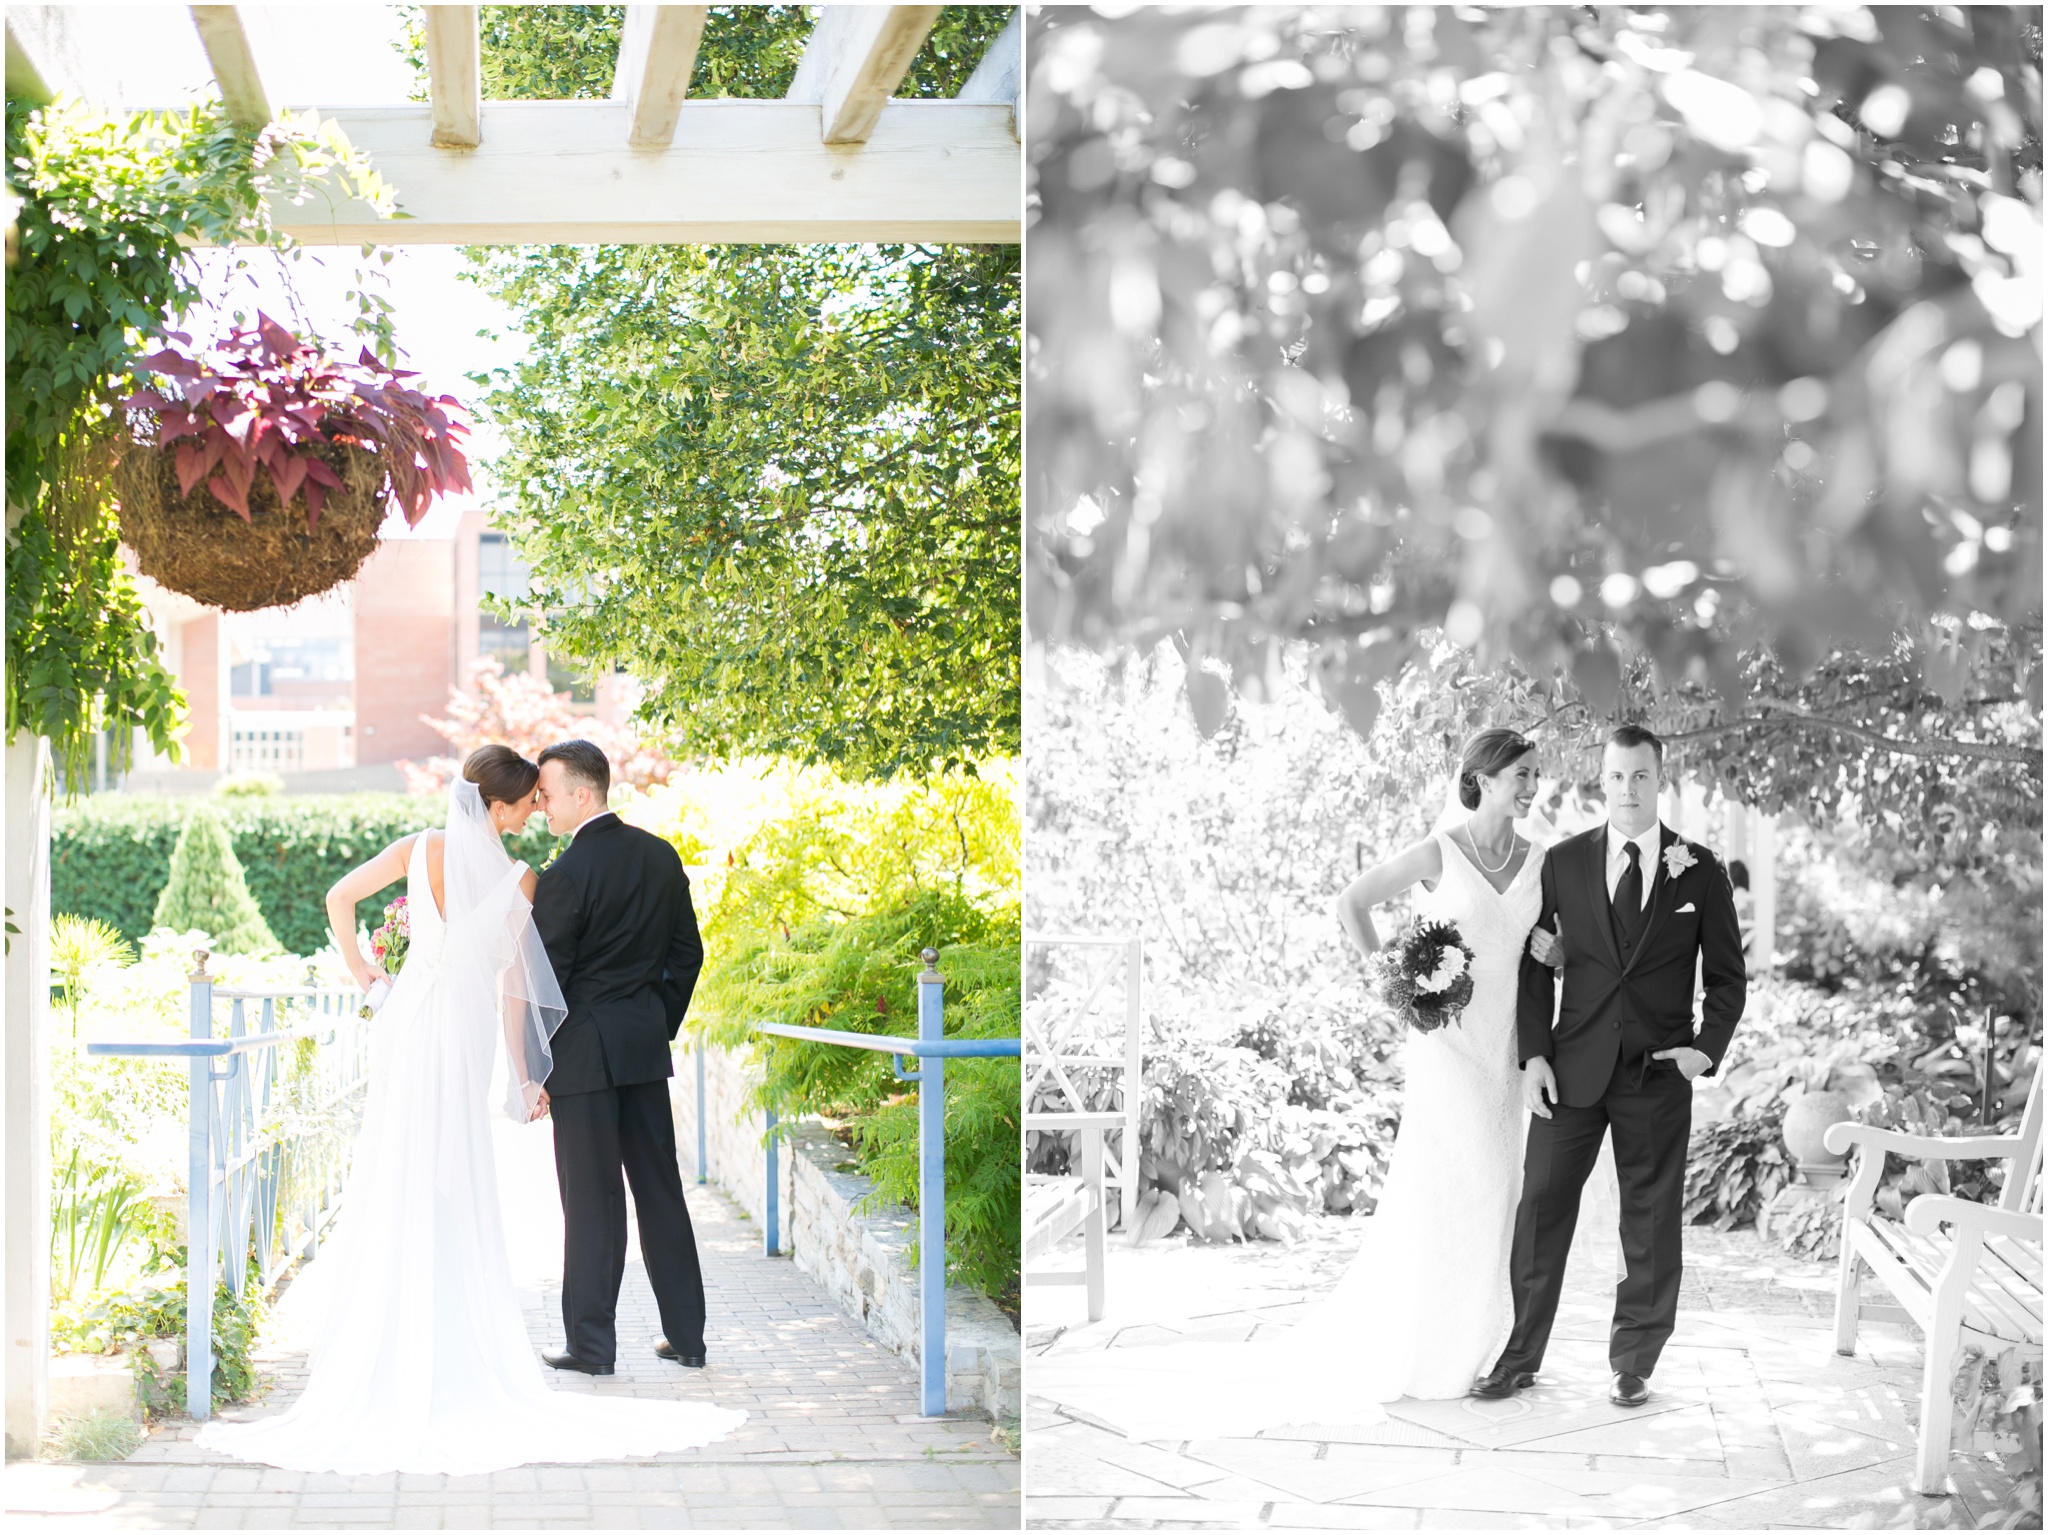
232,728,304,773
478,532,530,600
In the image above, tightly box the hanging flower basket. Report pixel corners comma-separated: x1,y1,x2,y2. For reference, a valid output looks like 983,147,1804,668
114,314,471,612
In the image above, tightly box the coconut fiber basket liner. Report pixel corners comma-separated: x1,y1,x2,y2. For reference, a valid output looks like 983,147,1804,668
114,439,388,612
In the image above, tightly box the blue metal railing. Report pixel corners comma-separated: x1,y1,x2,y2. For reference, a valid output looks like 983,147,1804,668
87,953,368,1421
747,948,1019,1417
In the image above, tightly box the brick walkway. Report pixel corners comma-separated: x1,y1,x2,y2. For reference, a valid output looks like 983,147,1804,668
9,1121,1018,1530
1025,1218,2022,1530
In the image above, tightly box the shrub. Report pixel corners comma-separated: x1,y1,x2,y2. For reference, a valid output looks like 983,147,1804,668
675,763,1021,1299
152,805,280,955
1683,1109,1793,1230
54,793,560,956
697,890,1020,1300
51,1268,264,1411
46,1407,140,1462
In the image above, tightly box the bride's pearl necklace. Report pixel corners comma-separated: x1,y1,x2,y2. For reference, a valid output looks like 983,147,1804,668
1465,826,1516,873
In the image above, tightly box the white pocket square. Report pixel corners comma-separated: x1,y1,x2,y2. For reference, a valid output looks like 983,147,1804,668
1676,902,1697,913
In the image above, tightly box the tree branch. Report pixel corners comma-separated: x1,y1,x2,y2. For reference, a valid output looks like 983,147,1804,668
1664,711,2039,767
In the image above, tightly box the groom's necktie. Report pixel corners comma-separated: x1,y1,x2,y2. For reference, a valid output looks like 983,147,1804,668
1613,841,1647,959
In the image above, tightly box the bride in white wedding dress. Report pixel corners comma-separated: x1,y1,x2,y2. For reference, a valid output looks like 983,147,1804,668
197,748,745,1476
1039,730,1621,1438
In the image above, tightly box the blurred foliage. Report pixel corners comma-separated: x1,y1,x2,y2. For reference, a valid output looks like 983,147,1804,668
652,764,1021,1296
1027,6,2041,748
436,6,1020,778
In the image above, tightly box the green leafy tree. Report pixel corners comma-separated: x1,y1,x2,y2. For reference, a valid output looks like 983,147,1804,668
1026,6,2040,729
447,6,1019,777
152,805,282,957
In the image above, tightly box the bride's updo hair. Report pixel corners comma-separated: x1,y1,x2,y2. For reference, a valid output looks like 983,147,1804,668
462,744,539,808
1457,729,1536,810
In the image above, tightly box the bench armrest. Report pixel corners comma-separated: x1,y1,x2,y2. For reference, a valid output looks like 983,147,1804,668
1903,1194,2045,1243
1822,1123,2023,1164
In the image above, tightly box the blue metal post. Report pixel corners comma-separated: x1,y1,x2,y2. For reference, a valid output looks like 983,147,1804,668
917,947,947,1417
696,1044,707,1185
187,954,215,1421
763,1105,779,1256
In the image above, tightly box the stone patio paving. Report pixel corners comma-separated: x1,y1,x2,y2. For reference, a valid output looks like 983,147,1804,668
1025,1216,2021,1530
9,1119,1019,1530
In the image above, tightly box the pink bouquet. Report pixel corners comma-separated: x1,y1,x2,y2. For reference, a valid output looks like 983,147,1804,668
369,896,410,976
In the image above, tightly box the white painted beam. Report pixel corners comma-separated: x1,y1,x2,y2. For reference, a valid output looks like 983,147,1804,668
189,6,268,127
423,5,480,149
787,5,942,145
957,8,1021,142
253,99,1017,246
613,6,709,149
5,7,85,105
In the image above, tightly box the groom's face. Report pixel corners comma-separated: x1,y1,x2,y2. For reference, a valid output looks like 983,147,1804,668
536,761,591,835
1601,742,1662,838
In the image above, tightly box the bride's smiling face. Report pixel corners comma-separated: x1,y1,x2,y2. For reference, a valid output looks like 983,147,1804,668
1478,753,1540,818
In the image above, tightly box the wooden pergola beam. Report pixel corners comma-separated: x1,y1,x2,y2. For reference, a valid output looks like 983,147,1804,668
957,8,1021,141
786,5,942,145
254,99,1017,246
613,6,709,149
189,6,269,128
423,5,480,149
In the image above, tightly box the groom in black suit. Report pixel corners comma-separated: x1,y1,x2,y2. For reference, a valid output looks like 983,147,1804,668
1475,724,1746,1407
531,740,709,1375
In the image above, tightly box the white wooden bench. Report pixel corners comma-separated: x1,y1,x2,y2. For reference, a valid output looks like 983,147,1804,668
1825,1070,2043,1496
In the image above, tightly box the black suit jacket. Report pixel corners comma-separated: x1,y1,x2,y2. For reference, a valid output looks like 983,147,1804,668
532,814,703,1096
1515,824,1747,1108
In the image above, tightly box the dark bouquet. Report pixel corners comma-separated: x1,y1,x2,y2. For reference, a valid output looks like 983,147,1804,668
1371,918,1476,1033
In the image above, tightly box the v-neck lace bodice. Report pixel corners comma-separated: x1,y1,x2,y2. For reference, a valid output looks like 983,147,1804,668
1421,829,1544,977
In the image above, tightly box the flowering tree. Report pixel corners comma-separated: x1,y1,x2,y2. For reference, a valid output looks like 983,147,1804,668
397,657,677,794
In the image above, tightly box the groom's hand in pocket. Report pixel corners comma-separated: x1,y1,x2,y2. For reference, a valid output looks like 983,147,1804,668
1522,1057,1558,1118
1651,1046,1712,1081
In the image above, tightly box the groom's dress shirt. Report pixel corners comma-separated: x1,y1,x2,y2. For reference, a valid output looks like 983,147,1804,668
1604,823,1660,908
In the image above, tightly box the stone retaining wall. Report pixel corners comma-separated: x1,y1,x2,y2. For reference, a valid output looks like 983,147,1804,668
670,1044,1019,1422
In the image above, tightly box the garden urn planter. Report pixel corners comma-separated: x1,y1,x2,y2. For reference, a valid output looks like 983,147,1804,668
1782,1088,1853,1183
114,437,389,612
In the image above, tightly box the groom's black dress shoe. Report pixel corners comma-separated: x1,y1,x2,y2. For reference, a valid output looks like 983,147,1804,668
1470,1366,1537,1399
543,1351,615,1376
1610,1372,1650,1407
655,1339,707,1367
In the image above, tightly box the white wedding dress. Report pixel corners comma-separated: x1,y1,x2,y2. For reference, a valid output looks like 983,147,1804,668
196,785,746,1475
1036,829,1567,1438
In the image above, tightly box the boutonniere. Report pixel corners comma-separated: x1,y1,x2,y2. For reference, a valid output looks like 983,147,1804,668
1663,842,1698,880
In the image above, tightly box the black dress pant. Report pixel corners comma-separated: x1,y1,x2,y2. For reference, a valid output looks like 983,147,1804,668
550,1079,706,1365
1497,1057,1692,1379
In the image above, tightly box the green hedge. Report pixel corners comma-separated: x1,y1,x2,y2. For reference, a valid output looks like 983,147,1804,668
54,795,562,957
